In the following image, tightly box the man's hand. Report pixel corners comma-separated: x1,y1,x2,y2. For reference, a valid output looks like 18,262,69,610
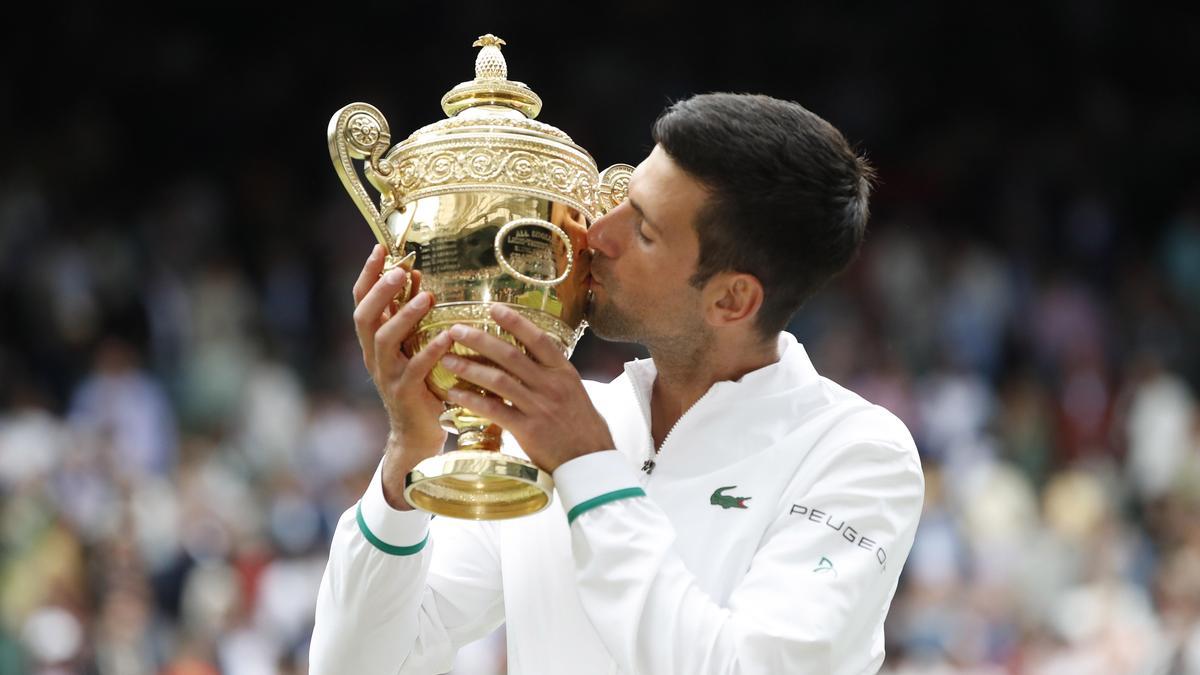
437,304,615,474
352,244,454,509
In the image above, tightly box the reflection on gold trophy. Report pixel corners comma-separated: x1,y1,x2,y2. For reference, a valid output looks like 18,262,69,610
328,34,632,520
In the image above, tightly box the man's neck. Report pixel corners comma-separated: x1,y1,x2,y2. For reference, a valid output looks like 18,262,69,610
646,332,781,448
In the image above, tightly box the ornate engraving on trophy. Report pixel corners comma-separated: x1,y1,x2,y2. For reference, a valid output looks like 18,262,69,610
407,229,499,275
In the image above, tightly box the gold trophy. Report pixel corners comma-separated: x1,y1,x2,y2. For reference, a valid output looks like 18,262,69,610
328,34,632,520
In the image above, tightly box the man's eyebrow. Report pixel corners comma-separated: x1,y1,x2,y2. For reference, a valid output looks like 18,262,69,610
628,197,659,233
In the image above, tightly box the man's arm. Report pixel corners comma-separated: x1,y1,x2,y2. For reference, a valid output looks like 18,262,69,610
555,440,923,675
312,246,505,673
309,457,505,675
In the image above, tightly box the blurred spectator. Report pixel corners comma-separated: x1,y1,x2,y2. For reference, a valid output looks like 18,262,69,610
1123,354,1198,503
68,337,178,478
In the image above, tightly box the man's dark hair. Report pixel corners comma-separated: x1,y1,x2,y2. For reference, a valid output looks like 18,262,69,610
652,93,874,337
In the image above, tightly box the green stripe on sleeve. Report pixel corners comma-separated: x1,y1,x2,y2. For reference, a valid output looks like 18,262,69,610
355,501,429,556
567,487,646,525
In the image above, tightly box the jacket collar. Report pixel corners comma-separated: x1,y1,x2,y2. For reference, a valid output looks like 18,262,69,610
621,332,820,410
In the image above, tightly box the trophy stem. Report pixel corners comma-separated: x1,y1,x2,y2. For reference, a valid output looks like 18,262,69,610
459,427,502,451
439,404,502,451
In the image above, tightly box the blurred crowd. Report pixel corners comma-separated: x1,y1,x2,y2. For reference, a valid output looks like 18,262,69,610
2,173,1197,673
808,213,1200,673
4,3,1200,674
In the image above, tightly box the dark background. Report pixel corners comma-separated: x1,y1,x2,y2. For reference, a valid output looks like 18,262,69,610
2,2,1199,673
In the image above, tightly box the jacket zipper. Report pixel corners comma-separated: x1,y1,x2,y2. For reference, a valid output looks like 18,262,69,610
656,387,717,458
628,376,655,480
629,376,719,481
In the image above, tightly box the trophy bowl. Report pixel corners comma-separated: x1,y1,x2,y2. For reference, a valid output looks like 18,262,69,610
328,34,632,520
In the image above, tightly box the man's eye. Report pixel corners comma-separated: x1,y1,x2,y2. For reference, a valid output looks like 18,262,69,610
635,222,652,243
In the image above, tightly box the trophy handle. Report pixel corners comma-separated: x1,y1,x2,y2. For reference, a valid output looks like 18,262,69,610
327,103,411,255
597,163,635,217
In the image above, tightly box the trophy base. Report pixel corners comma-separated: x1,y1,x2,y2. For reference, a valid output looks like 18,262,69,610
404,451,554,520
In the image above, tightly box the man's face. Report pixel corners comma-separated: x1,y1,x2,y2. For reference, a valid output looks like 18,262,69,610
586,145,711,348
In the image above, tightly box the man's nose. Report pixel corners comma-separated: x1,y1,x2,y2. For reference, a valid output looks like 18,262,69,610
587,205,621,256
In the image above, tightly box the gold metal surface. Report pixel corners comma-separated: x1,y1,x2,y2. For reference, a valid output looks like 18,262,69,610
598,164,634,214
327,34,632,519
404,451,554,520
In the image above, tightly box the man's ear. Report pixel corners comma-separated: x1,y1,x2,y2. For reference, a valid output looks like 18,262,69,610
703,272,764,328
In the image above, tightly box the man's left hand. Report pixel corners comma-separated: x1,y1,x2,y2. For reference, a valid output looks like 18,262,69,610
439,304,615,473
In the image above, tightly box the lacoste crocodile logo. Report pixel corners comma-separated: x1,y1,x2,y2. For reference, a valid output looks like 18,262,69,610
710,486,751,509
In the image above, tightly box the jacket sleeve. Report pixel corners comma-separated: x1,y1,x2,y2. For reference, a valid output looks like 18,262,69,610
553,443,924,675
309,458,505,675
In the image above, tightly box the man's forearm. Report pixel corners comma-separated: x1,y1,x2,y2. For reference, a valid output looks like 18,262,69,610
310,456,507,675
379,440,425,511
309,462,437,675
310,515,434,674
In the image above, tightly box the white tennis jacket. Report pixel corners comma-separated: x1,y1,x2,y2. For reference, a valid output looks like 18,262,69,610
310,333,924,674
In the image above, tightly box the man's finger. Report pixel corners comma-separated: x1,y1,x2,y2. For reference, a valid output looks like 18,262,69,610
445,388,522,429
439,353,534,410
401,330,454,386
446,323,544,385
354,267,409,367
352,244,386,307
488,304,569,367
410,269,424,298
375,291,436,376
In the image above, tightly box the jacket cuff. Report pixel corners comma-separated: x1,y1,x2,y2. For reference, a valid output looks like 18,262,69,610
553,450,645,525
357,458,431,555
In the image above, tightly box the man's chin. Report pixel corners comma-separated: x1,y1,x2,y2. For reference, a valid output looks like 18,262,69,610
584,302,635,343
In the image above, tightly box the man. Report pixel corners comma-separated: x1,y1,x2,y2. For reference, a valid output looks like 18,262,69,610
310,93,924,674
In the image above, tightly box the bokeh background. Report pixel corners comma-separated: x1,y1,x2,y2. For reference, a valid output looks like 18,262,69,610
3,3,1199,673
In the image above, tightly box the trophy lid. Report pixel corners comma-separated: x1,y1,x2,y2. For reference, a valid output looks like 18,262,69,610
440,34,543,119
329,35,634,254
402,34,576,145
384,35,600,220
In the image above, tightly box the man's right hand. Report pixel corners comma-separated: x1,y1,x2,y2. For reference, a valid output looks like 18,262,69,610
352,244,453,510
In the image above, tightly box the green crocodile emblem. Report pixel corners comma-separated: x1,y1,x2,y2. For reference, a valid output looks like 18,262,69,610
710,485,751,509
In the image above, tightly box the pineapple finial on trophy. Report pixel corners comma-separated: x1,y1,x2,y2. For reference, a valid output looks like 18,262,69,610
441,33,541,119
472,34,508,80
